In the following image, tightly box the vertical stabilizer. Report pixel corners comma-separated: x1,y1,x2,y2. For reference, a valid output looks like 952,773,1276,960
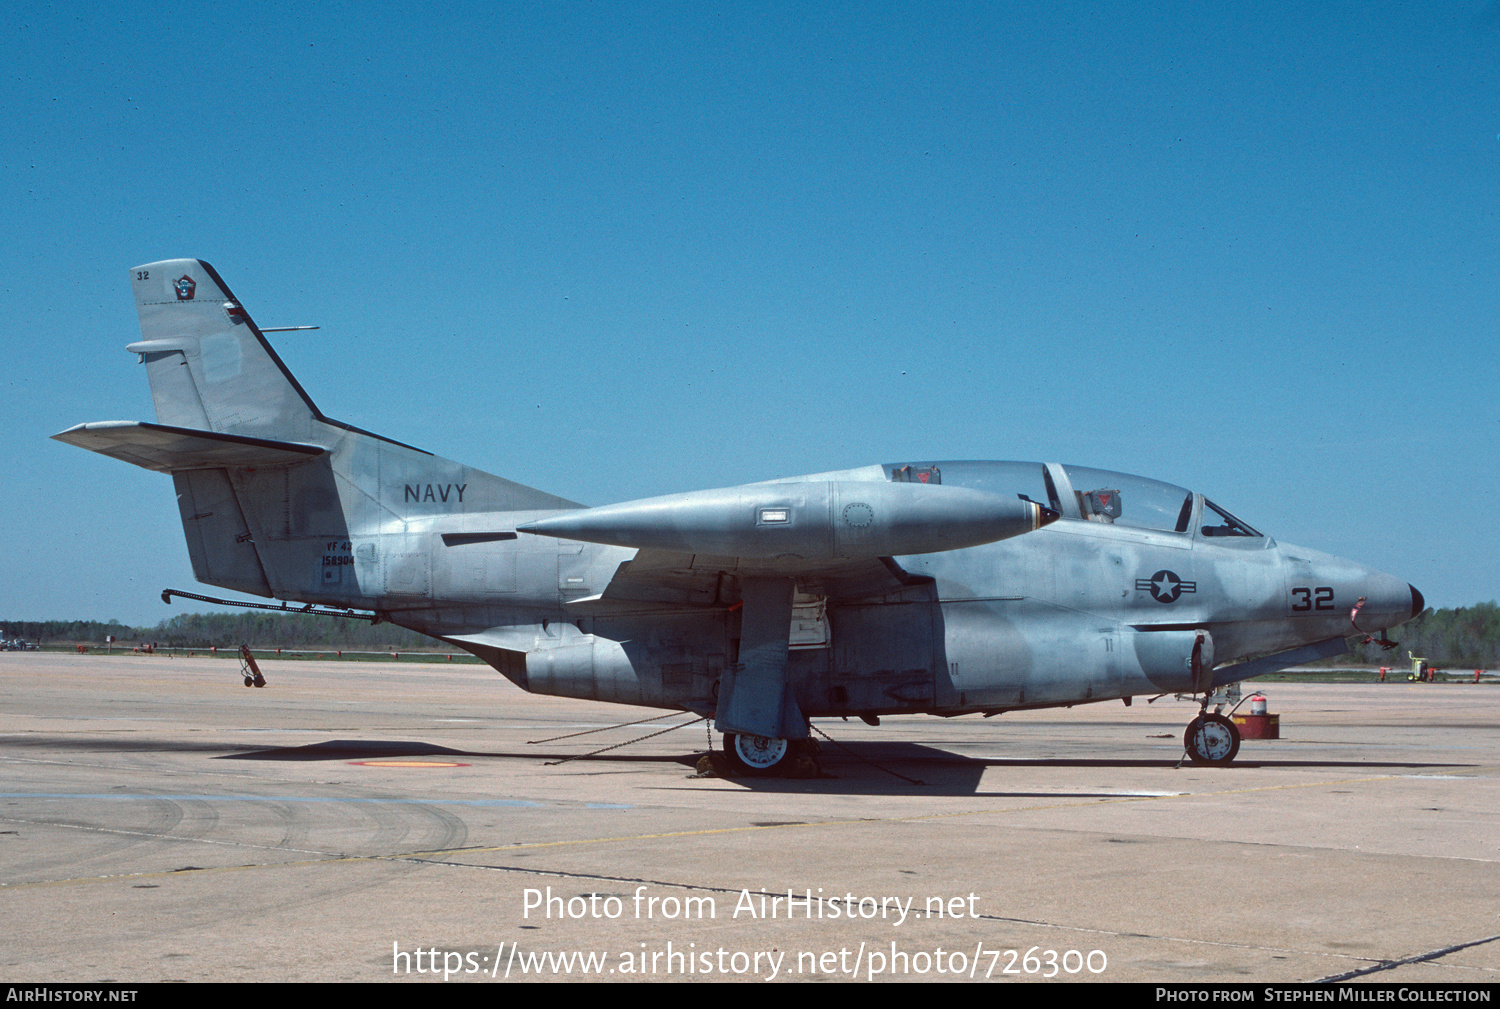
128,260,319,442
62,258,582,610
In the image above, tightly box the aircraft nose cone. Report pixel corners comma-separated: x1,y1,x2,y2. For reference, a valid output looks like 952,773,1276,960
1410,584,1425,620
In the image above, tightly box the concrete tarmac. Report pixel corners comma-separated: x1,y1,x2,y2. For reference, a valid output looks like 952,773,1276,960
1,652,1497,984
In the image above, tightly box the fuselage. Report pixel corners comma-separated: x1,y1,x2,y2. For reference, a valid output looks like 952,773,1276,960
367,460,1418,719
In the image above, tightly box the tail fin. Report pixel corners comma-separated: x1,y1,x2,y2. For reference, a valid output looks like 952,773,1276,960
58,259,579,609
129,260,319,442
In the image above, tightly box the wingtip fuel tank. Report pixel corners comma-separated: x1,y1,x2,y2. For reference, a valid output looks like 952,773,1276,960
516,479,1058,559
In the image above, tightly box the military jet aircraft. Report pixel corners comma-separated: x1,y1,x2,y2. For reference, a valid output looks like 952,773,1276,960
55,260,1424,774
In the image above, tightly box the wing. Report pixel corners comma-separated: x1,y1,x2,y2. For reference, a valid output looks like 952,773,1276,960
516,475,1056,740
562,549,930,615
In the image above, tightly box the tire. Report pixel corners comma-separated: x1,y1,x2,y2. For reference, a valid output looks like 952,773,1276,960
723,733,792,776
1184,712,1240,765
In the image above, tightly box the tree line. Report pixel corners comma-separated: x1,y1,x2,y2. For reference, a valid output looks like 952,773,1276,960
0,612,434,650
1339,601,1500,670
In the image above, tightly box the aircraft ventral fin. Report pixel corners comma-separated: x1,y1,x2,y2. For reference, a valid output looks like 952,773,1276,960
52,421,326,473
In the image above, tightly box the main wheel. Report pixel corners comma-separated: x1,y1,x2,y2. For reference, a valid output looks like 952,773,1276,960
723,733,791,776
1184,712,1240,765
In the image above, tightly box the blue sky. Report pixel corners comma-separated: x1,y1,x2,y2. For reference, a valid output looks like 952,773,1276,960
3,2,1497,624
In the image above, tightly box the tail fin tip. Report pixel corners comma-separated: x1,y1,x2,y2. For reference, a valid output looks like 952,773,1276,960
127,259,319,440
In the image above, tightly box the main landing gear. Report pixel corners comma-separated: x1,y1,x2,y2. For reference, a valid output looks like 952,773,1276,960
1183,712,1240,765
721,733,821,778
724,733,788,775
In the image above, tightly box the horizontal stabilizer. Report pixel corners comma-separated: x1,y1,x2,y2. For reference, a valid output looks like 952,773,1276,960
52,421,325,473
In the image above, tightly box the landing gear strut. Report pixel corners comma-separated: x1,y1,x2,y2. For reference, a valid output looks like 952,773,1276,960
1183,712,1240,765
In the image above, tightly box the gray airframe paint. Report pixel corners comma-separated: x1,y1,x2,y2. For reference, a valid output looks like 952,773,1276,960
55,259,1422,747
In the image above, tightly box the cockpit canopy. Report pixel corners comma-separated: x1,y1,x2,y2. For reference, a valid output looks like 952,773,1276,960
886,461,1261,538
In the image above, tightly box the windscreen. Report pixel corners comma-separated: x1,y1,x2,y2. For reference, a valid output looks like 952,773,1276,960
1200,499,1262,537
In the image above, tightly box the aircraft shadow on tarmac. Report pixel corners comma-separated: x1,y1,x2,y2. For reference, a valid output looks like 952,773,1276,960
219,739,478,761
210,738,1473,797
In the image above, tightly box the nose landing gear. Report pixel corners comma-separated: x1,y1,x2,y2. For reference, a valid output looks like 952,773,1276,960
1177,629,1240,765
1183,712,1240,765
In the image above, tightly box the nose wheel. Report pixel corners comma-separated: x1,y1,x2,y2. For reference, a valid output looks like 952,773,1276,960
1184,712,1240,765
